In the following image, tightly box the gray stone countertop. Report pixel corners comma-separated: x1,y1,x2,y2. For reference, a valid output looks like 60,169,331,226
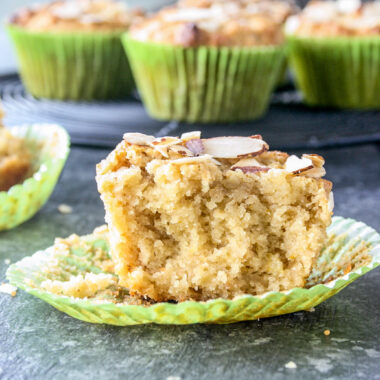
1,144,380,380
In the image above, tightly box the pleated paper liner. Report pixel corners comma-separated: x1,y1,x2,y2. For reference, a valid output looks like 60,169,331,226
7,217,380,325
123,36,286,123
287,35,380,109
7,24,134,101
0,124,70,231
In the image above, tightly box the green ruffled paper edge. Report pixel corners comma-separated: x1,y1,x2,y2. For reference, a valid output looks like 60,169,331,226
123,35,285,123
6,216,380,325
287,35,380,109
0,124,70,231
7,24,134,100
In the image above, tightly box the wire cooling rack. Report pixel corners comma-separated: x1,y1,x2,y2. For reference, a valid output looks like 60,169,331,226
1,74,380,150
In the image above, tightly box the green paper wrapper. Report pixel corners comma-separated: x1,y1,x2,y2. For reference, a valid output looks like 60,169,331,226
7,24,134,100
0,124,70,231
123,36,285,123
7,217,380,325
287,35,380,109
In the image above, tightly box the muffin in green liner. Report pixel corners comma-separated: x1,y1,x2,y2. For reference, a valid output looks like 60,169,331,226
8,26,134,101
6,1,143,100
0,124,70,231
6,217,380,325
124,37,285,123
287,36,380,108
122,0,292,123
286,1,380,109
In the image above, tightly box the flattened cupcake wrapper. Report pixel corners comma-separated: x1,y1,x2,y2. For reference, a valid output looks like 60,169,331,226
0,124,70,231
7,217,380,325
7,25,134,101
123,36,286,123
287,36,380,109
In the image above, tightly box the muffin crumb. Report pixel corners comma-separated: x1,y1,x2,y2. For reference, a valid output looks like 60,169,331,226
0,283,17,297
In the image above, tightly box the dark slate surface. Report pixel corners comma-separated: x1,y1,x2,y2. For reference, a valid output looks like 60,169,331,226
2,75,380,150
1,144,380,380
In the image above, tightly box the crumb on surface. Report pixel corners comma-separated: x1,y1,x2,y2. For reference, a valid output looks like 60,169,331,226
307,307,315,312
58,204,73,214
0,283,17,297
4,259,11,265
324,329,331,336
285,361,297,369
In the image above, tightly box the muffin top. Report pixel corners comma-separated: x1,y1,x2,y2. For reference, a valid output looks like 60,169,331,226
129,0,298,47
286,0,380,37
10,0,144,33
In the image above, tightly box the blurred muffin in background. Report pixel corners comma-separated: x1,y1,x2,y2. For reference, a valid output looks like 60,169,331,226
7,0,144,100
123,0,294,123
286,0,380,109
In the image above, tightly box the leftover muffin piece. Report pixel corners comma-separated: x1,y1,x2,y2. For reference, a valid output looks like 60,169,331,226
129,0,297,47
286,0,380,37
0,127,31,192
11,0,144,33
96,132,333,302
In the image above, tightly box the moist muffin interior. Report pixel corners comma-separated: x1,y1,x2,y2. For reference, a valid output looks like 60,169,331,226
96,133,333,302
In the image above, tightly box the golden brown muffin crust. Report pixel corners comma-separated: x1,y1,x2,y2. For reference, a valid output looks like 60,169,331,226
130,0,298,47
286,0,380,37
10,0,144,33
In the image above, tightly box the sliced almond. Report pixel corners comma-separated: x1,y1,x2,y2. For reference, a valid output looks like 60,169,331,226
181,131,201,141
150,137,182,157
202,136,269,159
303,166,326,178
124,133,155,146
169,154,221,165
169,144,194,157
231,157,267,169
302,154,325,167
185,139,204,156
285,155,314,174
328,191,334,212
232,166,270,174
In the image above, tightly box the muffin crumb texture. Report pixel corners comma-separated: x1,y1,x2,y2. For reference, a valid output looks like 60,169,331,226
96,132,333,302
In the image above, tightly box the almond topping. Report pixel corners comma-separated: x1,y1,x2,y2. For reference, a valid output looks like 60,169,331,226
169,144,194,157
181,131,201,141
285,155,314,174
302,154,325,167
231,158,270,174
124,133,155,146
150,137,182,157
185,139,204,156
202,136,269,159
169,154,221,165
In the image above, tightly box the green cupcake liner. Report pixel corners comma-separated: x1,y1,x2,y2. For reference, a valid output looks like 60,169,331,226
287,35,380,109
0,124,70,231
123,36,285,123
7,216,380,325
7,24,134,101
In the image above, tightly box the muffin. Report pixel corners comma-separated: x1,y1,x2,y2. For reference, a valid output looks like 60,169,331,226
123,0,291,123
0,127,31,192
7,0,144,100
286,0,380,109
96,132,333,302
0,124,70,231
